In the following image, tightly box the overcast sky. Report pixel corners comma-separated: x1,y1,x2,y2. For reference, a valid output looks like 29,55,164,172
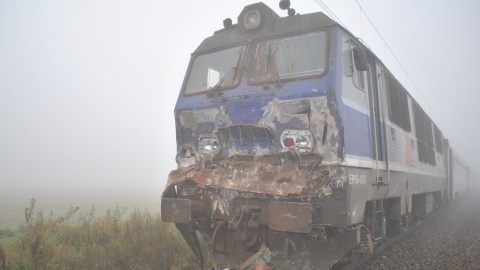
1,0,479,212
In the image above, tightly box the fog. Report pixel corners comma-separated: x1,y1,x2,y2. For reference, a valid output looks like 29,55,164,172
1,0,480,227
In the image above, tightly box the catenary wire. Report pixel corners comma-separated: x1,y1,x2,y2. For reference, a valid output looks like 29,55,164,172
312,0,454,145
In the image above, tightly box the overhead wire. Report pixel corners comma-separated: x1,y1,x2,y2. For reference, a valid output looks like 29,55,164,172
350,0,453,146
313,0,349,31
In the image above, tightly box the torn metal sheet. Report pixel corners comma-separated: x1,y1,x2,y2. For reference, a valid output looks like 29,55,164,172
268,202,313,233
179,107,220,130
167,161,308,197
258,98,310,131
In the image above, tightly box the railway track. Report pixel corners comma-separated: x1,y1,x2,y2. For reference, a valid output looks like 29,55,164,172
339,203,451,270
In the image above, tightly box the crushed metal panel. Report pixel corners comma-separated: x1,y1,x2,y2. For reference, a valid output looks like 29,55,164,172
268,201,313,233
161,198,191,224
179,107,220,130
167,162,309,197
257,98,311,131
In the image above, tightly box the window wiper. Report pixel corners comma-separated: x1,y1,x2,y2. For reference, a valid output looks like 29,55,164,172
206,67,236,97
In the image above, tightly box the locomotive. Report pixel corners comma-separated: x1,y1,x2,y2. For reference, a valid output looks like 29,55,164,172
161,2,470,269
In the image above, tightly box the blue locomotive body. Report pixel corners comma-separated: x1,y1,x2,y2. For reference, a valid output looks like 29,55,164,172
162,3,467,269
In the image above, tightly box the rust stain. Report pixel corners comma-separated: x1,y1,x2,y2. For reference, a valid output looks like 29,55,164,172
192,169,214,184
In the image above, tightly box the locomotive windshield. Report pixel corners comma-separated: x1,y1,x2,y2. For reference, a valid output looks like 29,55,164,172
184,46,245,95
252,32,327,83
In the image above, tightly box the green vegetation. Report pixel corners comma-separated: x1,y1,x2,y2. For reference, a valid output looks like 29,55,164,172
0,198,208,270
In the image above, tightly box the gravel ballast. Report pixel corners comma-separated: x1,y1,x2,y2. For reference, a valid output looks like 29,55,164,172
359,191,480,270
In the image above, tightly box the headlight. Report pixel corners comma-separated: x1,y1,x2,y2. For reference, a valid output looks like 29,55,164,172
295,135,311,150
199,136,221,156
281,130,314,153
244,9,261,30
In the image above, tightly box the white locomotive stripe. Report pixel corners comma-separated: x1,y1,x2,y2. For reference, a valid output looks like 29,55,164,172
344,154,387,169
344,156,372,168
344,155,446,178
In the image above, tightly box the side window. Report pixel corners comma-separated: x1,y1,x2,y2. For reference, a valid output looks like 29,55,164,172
350,50,365,90
386,72,411,132
341,38,368,110
433,124,443,154
413,100,436,165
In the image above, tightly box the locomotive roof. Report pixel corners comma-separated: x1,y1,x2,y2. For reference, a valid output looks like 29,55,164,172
193,2,338,54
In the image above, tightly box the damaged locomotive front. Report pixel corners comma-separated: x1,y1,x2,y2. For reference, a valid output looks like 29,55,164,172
162,2,358,270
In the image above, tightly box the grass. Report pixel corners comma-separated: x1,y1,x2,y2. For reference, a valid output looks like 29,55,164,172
0,198,209,270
